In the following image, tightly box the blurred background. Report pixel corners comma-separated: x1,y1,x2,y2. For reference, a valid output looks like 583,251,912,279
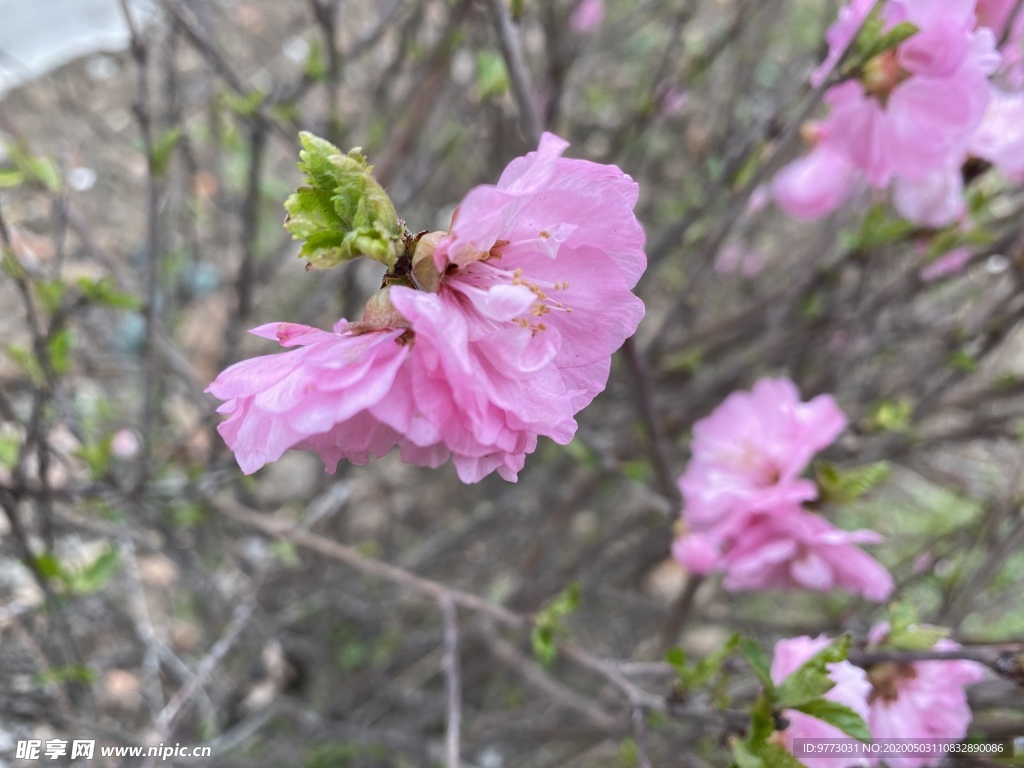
1,0,1023,765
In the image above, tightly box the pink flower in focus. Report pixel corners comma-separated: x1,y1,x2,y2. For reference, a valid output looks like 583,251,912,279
771,635,873,768
865,623,985,768
677,378,847,536
569,0,604,33
208,133,646,483
718,506,894,600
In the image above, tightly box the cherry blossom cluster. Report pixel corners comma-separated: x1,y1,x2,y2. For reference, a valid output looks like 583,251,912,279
773,0,1024,227
206,133,646,483
672,378,894,600
773,630,984,768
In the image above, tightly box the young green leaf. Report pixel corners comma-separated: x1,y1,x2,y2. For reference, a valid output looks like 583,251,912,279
739,637,775,693
284,132,403,270
775,635,851,709
815,461,890,505
530,581,582,665
792,698,871,743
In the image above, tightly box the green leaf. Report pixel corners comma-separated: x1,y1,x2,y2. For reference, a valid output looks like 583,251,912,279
304,38,327,81
77,276,142,310
667,633,741,690
5,344,45,385
747,690,775,748
775,635,851,709
758,742,809,768
842,3,919,77
816,461,890,505
284,132,403,270
731,740,764,768
948,349,978,373
883,603,949,650
738,637,775,693
868,398,913,433
841,204,916,251
67,547,120,594
29,156,62,192
76,436,113,480
476,50,510,100
792,698,871,743
530,581,582,665
0,169,25,187
152,128,182,177
36,280,66,314
47,328,73,375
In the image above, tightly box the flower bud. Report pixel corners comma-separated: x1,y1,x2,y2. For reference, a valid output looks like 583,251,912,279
359,285,412,331
411,231,448,293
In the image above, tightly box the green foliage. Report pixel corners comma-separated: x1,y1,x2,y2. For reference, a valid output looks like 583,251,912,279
841,4,919,78
47,328,73,375
531,581,581,665
35,546,120,595
36,279,66,314
284,132,403,270
816,461,890,505
76,435,113,480
883,603,949,650
868,398,913,432
4,141,62,191
792,699,871,742
738,636,774,692
476,50,510,100
728,634,870,767
78,276,143,310
666,633,740,690
152,128,183,177
774,635,850,708
38,665,95,687
841,204,917,252
5,344,45,385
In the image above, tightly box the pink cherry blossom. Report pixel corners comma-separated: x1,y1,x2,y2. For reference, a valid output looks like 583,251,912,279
865,623,985,768
208,133,646,483
672,378,892,600
775,0,1001,223
772,142,856,221
716,506,894,600
677,378,847,537
892,164,965,227
969,89,1024,180
771,635,873,768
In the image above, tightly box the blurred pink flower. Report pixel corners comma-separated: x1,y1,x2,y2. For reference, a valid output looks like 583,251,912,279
865,623,985,768
715,241,766,277
771,635,873,768
772,142,856,220
208,133,646,483
569,0,604,33
969,89,1024,180
110,429,141,460
776,0,1001,223
919,246,972,282
892,165,965,228
672,378,892,600
717,506,894,600
677,378,847,537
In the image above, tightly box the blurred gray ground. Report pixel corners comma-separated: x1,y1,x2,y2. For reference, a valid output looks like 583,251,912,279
0,0,151,97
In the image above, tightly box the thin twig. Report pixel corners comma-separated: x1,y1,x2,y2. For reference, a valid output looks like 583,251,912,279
440,596,462,768
483,0,543,144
